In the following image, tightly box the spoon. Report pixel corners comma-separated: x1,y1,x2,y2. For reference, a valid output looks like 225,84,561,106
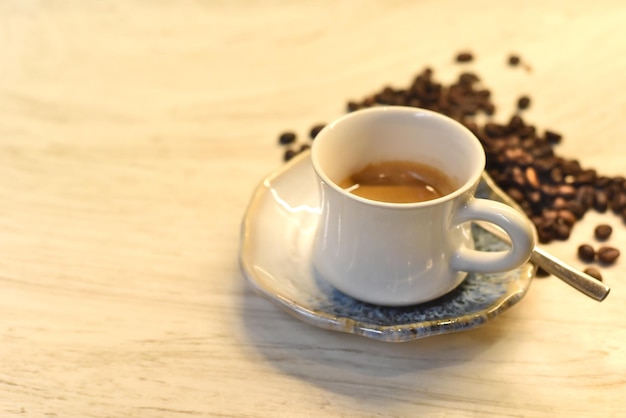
477,171,610,302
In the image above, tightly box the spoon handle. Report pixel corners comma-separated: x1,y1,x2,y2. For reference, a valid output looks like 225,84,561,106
475,221,610,301
529,246,610,301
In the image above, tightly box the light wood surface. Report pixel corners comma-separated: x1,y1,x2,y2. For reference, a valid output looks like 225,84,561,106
1,1,625,416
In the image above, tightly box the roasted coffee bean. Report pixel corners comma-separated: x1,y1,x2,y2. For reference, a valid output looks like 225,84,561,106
484,122,506,138
542,209,558,223
459,72,480,84
594,191,609,212
576,185,596,209
527,190,542,205
510,165,525,186
610,193,626,214
550,167,564,183
508,54,521,66
594,224,613,241
577,244,596,262
508,115,525,131
565,200,586,219
534,158,556,173
283,148,297,162
278,131,297,145
583,267,603,281
518,125,536,139
610,176,626,189
506,187,525,203
531,143,554,159
558,210,577,226
525,167,540,189
309,124,326,139
553,197,567,210
347,101,360,112
595,176,612,189
544,130,562,144
456,52,474,62
597,246,620,265
362,96,375,107
483,102,496,115
574,169,597,185
562,160,582,175
537,227,554,244
554,223,571,240
540,184,559,199
557,185,577,198
517,95,531,110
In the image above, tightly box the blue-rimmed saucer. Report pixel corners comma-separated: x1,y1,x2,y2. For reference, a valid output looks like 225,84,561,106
239,152,535,342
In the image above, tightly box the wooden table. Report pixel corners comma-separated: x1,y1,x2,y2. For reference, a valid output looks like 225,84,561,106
1,1,625,416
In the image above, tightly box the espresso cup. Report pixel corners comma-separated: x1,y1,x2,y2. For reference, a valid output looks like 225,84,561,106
311,106,536,306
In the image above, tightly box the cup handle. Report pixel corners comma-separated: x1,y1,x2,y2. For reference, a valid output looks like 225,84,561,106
451,198,536,273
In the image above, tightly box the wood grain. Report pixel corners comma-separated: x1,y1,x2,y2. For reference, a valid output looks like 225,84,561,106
1,1,625,416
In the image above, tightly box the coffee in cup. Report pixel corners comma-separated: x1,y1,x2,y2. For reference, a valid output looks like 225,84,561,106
338,160,456,203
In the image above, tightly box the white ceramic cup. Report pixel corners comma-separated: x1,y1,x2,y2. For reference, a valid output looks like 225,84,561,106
311,106,536,306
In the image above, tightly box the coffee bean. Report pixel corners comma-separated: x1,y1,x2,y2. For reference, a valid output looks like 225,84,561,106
456,52,474,62
347,101,360,112
583,267,603,281
544,130,562,144
610,176,626,189
562,159,582,175
309,124,326,139
508,54,521,66
557,210,577,226
610,192,626,214
574,169,597,185
283,148,297,162
594,191,609,212
362,96,376,107
278,131,297,145
517,95,531,110
483,102,496,115
594,224,613,241
595,176,612,189
565,200,586,219
576,185,595,209
459,72,480,84
555,223,571,240
508,115,525,131
537,226,554,244
557,185,577,198
506,187,525,203
577,244,596,262
597,247,620,265
484,122,506,138
525,167,540,189
527,190,542,205
550,167,564,183
553,197,567,210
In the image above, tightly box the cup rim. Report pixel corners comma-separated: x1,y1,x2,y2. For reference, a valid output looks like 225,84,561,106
310,106,486,209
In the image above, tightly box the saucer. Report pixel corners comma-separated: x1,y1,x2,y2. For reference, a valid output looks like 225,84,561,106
239,152,535,342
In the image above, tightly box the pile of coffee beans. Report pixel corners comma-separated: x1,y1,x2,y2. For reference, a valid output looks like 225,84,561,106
276,51,623,280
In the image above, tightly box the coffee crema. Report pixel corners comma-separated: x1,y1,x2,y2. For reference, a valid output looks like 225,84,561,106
338,160,456,203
